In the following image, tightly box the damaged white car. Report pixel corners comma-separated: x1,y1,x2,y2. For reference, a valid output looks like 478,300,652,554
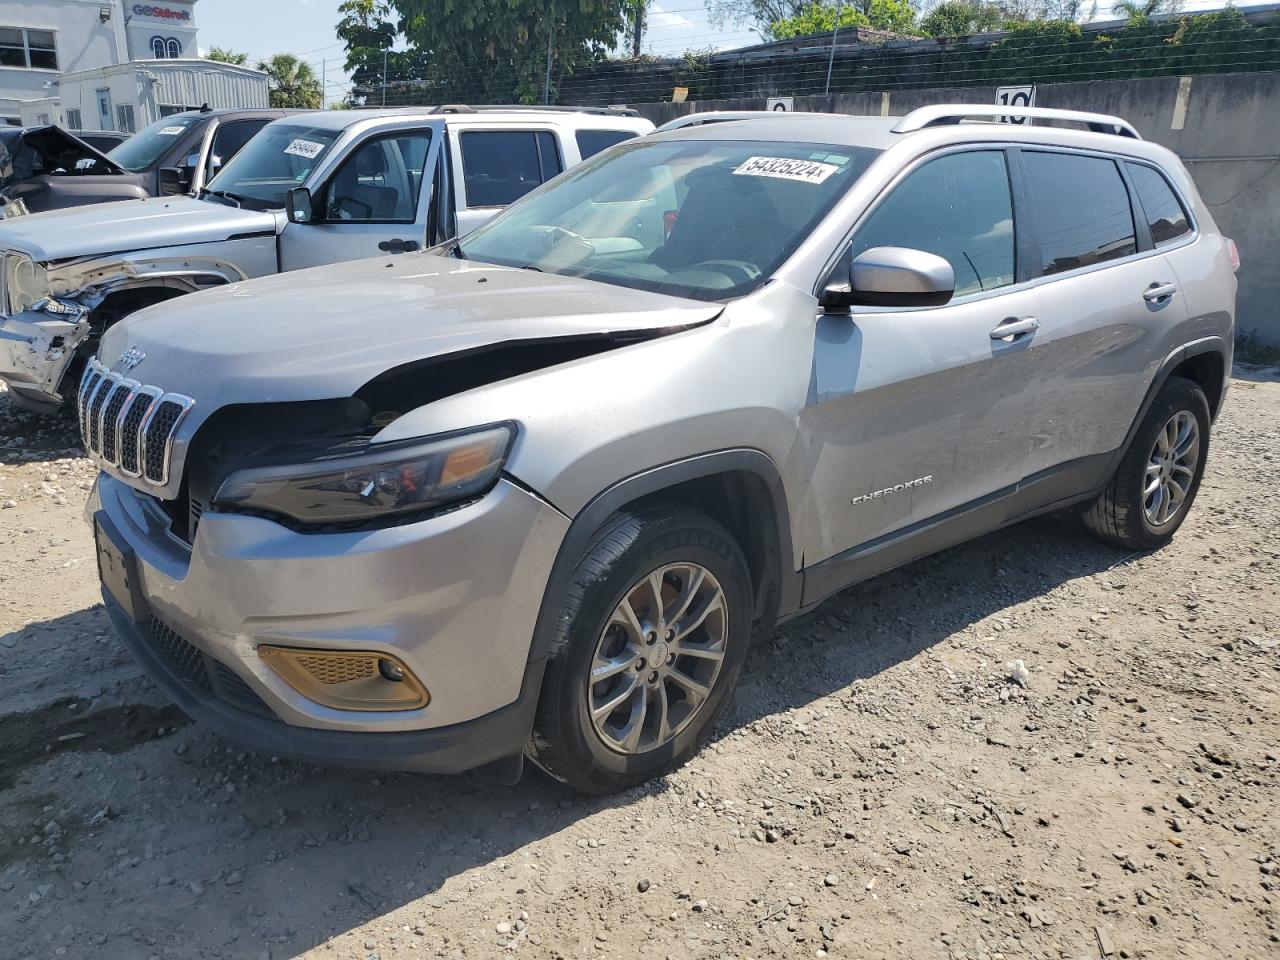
0,105,650,413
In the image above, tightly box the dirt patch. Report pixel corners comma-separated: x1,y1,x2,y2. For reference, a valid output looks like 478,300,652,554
0,698,188,791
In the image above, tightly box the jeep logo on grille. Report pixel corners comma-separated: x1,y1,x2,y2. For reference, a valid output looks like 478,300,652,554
118,346,146,371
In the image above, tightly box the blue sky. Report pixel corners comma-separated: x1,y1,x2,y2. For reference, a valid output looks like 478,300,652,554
196,0,760,106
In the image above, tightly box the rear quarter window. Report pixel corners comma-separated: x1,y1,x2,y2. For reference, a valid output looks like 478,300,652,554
1023,152,1136,277
575,129,639,159
1126,162,1192,246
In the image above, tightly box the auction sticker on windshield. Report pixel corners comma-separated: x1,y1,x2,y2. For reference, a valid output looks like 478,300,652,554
159,126,186,136
734,156,839,185
284,138,326,160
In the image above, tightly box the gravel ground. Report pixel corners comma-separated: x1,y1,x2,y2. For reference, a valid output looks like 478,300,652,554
1,370,1277,960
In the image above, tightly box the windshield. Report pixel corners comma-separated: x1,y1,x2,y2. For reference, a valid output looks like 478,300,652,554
457,139,878,301
203,124,341,211
108,115,201,172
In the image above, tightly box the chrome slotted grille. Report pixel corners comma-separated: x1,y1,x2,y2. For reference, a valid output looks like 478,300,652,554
78,358,194,487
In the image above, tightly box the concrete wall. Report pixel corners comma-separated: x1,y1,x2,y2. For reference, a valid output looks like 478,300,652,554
625,72,1280,345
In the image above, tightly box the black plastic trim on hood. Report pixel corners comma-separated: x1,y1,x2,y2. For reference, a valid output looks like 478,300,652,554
354,320,720,414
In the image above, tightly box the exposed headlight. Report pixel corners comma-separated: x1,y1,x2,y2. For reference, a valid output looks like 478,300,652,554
213,424,515,526
5,254,50,314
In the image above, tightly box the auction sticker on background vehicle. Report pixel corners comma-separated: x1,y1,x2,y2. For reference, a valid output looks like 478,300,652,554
734,156,838,184
284,138,326,160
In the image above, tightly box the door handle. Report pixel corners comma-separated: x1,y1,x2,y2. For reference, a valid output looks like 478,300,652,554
990,316,1040,341
378,238,420,253
1143,282,1177,303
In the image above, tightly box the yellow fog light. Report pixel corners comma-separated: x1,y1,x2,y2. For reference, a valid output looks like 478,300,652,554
258,646,429,712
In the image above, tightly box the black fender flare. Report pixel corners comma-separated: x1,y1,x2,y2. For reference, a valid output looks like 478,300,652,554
1109,336,1228,478
525,448,799,669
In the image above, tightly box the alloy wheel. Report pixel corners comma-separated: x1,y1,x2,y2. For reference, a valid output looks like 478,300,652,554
1144,410,1200,527
587,563,729,755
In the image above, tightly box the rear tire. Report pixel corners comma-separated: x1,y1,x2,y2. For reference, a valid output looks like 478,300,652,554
1083,375,1210,551
528,505,752,795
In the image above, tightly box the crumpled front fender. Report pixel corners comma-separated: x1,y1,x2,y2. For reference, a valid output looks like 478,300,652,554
50,253,250,307
0,310,90,405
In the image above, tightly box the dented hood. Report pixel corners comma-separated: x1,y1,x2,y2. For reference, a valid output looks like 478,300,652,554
0,195,278,262
100,253,722,413
0,125,126,188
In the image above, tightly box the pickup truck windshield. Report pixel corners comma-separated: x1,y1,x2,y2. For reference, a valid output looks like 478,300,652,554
203,125,341,211
457,139,879,301
108,115,202,172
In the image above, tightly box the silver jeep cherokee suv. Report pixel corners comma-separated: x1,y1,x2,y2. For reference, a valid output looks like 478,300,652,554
83,106,1237,793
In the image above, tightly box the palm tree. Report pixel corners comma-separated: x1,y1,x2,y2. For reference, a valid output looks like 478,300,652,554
256,54,323,109
1111,0,1180,21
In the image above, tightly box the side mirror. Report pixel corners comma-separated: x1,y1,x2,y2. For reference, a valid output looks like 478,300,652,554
287,186,315,225
158,166,188,195
823,246,955,310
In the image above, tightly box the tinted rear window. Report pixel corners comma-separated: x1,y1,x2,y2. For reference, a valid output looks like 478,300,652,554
1023,152,1136,277
460,130,562,207
1127,162,1192,246
576,129,638,159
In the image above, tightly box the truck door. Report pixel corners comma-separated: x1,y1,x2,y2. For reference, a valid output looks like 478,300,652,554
279,123,440,272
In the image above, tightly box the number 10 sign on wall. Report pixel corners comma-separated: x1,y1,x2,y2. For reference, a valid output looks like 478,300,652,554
996,85,1036,124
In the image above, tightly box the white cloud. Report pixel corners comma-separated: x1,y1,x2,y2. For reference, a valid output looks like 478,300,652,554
649,2,694,29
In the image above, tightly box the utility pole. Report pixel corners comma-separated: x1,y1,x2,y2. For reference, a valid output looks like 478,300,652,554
543,7,554,105
824,1,843,97
632,1,645,59
382,48,388,107
321,57,326,109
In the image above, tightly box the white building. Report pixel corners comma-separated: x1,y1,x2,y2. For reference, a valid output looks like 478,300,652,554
0,0,268,130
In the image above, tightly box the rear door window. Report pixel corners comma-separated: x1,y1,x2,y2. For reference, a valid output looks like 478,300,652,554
576,129,638,159
460,130,562,207
1126,162,1192,246
849,150,1015,297
1023,152,1136,276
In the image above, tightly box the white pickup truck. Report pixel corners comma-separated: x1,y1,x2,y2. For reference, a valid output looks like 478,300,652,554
0,106,652,412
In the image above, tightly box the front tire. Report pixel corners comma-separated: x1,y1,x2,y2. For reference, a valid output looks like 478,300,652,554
528,505,752,795
1083,375,1211,550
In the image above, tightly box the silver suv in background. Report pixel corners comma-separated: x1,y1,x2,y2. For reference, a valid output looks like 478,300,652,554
83,106,1236,794
0,106,651,412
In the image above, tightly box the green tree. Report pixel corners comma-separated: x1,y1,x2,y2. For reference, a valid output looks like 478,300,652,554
720,0,918,40
707,0,811,37
205,45,248,65
393,0,633,103
918,0,1009,36
770,4,870,39
256,53,323,109
336,0,433,105
1110,0,1180,22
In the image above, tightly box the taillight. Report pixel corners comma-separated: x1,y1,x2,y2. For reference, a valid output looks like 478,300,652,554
1227,237,1240,272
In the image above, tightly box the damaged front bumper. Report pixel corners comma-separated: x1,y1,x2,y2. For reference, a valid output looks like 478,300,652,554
0,305,89,412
